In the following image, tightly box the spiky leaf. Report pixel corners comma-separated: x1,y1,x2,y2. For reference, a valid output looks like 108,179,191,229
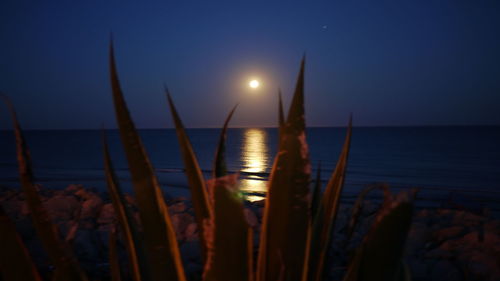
278,88,285,146
166,92,213,261
103,132,149,281
1,95,88,281
203,174,253,281
109,41,185,281
0,205,42,281
343,191,415,281
344,184,389,246
257,57,312,281
213,105,237,178
308,116,352,281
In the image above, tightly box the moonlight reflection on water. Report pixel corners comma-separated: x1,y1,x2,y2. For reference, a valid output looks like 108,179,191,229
240,128,269,201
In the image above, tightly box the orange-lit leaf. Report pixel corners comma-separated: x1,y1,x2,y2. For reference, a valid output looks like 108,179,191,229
343,191,415,281
308,116,352,281
257,57,312,281
213,105,238,178
203,174,253,281
166,92,213,262
109,41,185,281
0,205,42,281
278,88,285,146
1,95,88,281
103,132,149,281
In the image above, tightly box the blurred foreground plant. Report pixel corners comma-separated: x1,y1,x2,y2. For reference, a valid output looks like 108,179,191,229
0,41,415,281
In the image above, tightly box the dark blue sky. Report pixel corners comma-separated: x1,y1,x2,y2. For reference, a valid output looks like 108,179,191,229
1,0,499,129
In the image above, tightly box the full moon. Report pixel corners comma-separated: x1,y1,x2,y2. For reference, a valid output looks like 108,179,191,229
249,80,260,89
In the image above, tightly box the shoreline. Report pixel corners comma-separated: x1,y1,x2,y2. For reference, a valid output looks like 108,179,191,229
1,184,499,280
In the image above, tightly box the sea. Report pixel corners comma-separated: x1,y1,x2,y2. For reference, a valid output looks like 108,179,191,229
1,127,499,212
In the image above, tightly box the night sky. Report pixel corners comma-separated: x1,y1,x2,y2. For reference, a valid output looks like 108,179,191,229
1,0,499,130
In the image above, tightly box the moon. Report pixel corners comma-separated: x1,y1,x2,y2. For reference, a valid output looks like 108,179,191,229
249,79,260,89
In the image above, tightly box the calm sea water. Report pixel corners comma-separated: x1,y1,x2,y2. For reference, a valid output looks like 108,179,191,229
1,127,499,209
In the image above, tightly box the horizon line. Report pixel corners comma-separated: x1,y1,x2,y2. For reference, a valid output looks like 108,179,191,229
1,124,499,132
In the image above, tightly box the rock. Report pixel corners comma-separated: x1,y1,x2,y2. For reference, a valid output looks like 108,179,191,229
20,201,31,216
185,222,199,242
171,213,195,241
97,203,115,226
1,197,23,219
80,193,104,220
430,260,461,281
44,194,80,222
184,262,203,281
2,184,500,281
75,193,104,229
483,219,500,233
172,196,188,203
452,210,485,228
406,222,430,255
407,259,428,280
15,216,36,240
169,202,187,213
74,188,94,200
433,225,466,242
244,208,258,228
425,248,453,259
180,241,202,263
65,184,84,194
431,230,500,280
73,229,104,263
124,193,136,207
181,242,203,281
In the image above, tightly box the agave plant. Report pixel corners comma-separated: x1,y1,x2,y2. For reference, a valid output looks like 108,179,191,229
1,94,89,281
0,40,415,281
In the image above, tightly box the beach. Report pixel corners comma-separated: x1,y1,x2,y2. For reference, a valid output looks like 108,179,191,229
2,126,500,280
1,184,499,280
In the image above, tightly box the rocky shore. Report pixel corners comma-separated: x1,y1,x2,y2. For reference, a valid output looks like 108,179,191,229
1,184,499,281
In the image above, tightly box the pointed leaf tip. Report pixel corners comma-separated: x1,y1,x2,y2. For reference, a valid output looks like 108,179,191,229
108,44,186,281
285,57,306,130
257,56,311,281
213,104,238,178
166,92,213,262
163,84,170,96
3,95,88,281
278,89,285,130
308,115,353,281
